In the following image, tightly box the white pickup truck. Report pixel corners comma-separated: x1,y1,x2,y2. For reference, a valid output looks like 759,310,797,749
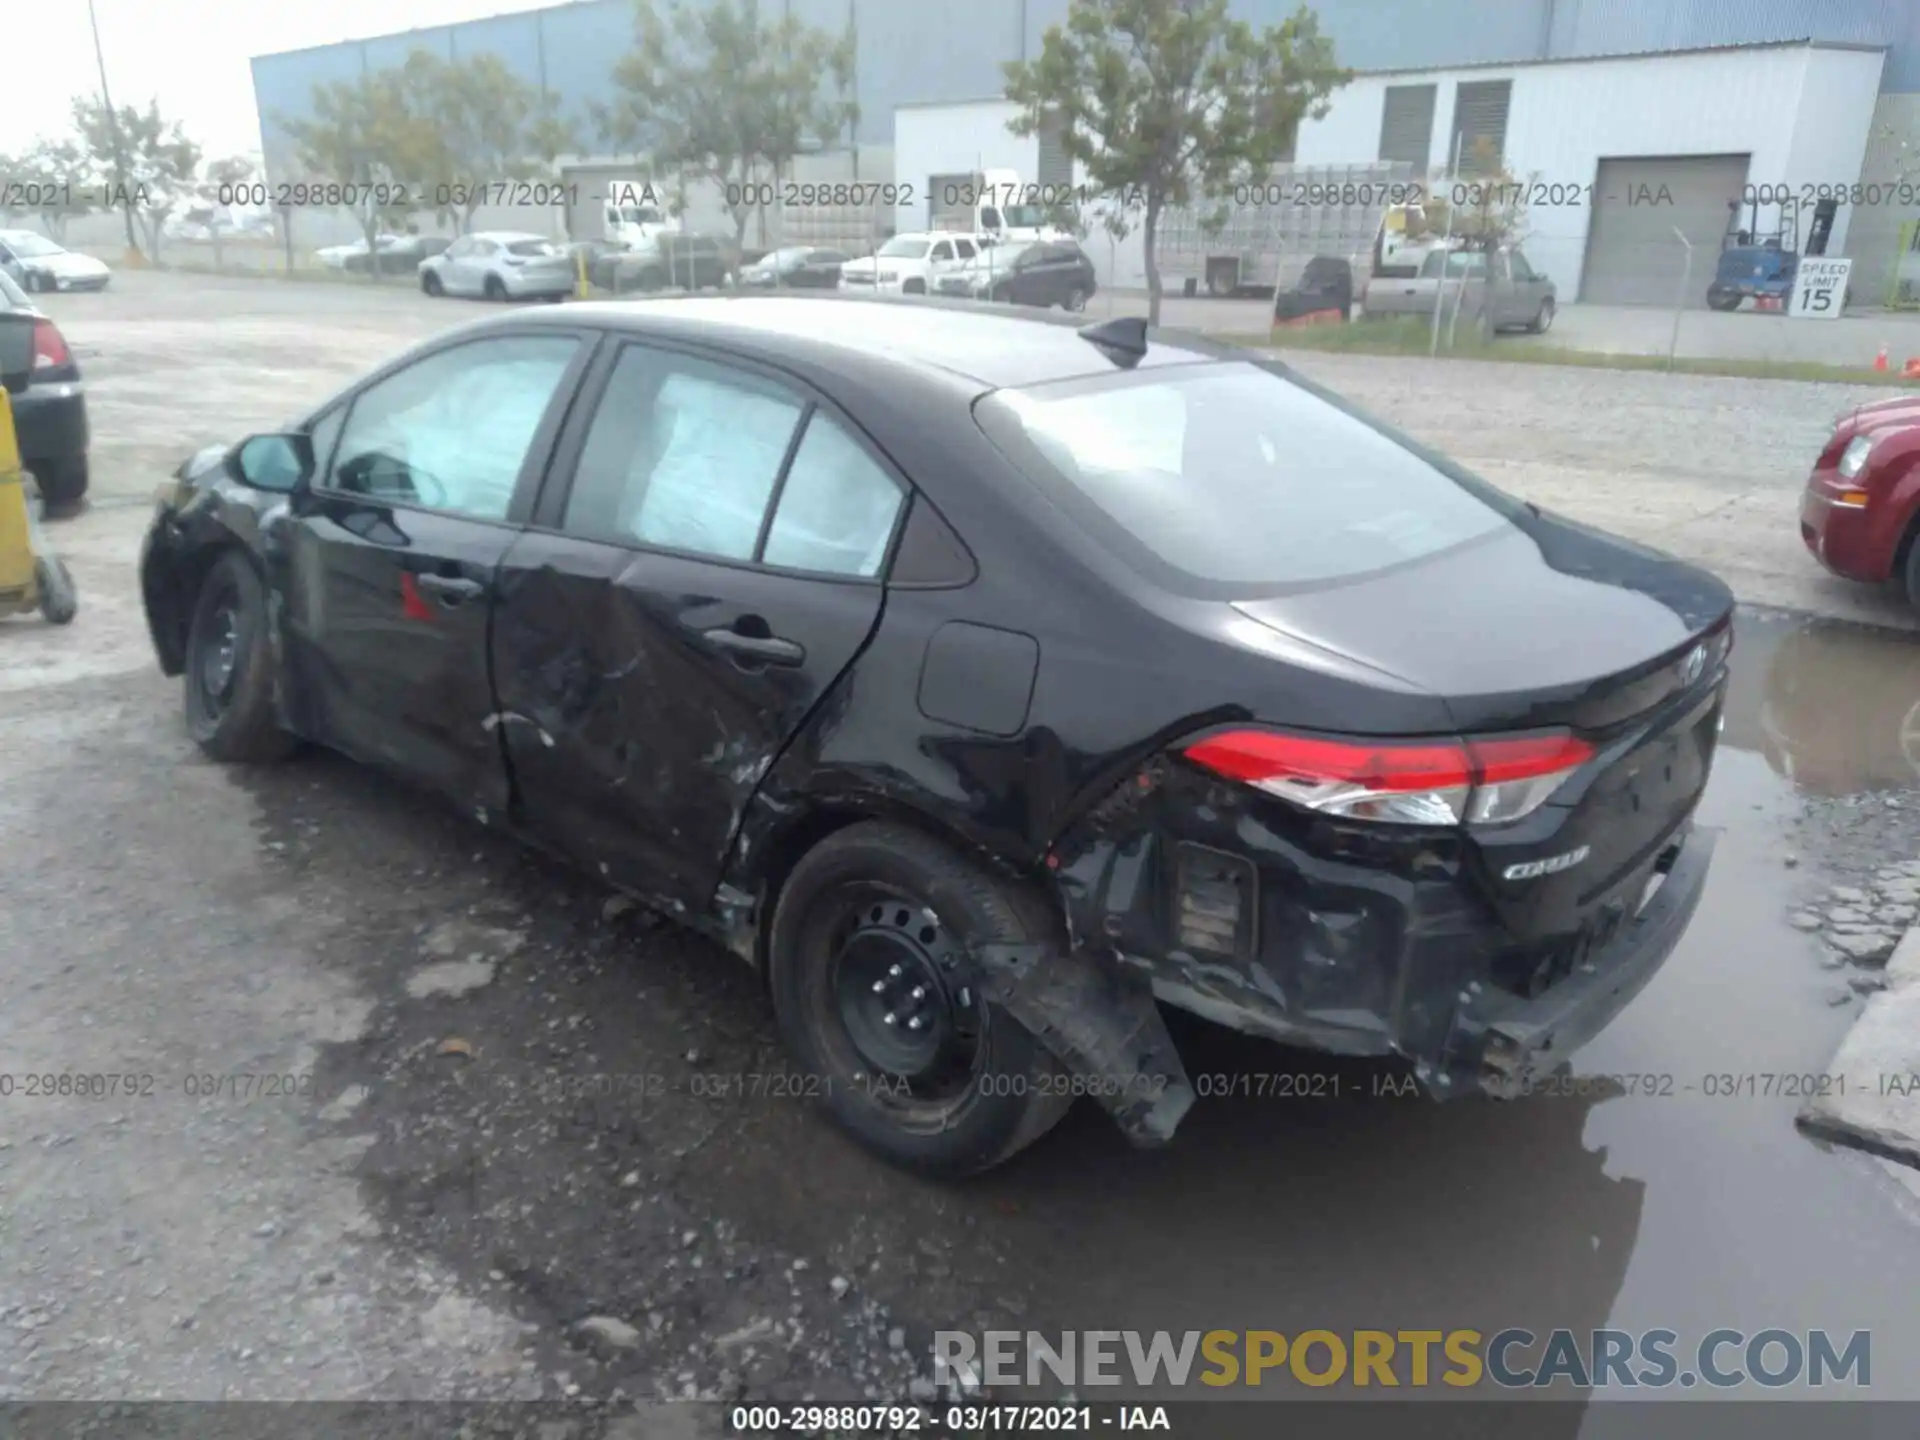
837,231,990,295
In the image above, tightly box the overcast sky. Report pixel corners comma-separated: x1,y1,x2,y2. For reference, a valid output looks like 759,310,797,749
4,0,531,162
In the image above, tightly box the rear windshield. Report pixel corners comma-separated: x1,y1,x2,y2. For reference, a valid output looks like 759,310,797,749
976,362,1516,591
507,240,555,257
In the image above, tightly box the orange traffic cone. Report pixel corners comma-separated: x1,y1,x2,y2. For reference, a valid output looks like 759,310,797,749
1875,344,1889,372
1904,356,1920,379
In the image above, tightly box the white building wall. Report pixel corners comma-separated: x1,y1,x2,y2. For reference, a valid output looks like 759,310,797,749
892,99,1040,237
1297,44,1882,298
891,43,1887,299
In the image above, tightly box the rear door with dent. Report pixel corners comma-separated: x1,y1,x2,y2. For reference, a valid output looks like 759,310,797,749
487,337,909,913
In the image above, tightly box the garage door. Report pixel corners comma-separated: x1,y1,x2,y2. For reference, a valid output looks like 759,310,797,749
1581,155,1750,307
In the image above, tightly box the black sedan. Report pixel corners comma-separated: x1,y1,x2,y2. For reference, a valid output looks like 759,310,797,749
742,246,848,289
137,296,1730,1177
937,240,1096,310
1,268,89,510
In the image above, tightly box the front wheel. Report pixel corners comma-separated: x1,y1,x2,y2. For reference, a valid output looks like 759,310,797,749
1706,289,1742,312
483,274,508,302
184,551,299,763
1529,298,1555,334
1062,286,1088,313
768,822,1076,1179
35,558,76,625
421,270,443,297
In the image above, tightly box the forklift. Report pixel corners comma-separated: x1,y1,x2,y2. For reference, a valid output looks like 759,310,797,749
1706,192,1839,312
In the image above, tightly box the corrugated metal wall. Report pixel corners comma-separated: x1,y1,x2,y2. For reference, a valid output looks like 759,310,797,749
252,0,1919,177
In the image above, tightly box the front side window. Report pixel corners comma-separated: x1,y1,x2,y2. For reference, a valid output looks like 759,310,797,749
561,346,804,561
324,336,579,520
954,239,977,260
1510,250,1536,280
977,362,1515,591
761,413,904,577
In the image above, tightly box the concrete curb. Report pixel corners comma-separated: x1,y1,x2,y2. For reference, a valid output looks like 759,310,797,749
1798,925,1920,1166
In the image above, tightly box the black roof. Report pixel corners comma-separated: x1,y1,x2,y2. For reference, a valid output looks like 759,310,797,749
532,294,1228,390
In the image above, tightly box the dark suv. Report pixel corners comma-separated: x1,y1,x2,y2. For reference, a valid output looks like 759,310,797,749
943,240,1096,311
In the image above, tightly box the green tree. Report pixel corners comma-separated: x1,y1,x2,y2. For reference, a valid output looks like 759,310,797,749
402,50,579,234
597,0,857,245
72,96,202,259
0,140,99,241
1003,0,1348,324
275,69,437,271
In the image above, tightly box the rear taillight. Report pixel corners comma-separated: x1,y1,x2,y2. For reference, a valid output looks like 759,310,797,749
32,319,69,370
1181,728,1595,827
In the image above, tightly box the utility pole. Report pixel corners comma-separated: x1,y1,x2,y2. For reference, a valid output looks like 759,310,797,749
87,0,142,261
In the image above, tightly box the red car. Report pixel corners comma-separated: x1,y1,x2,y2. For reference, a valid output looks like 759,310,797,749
1801,394,1920,604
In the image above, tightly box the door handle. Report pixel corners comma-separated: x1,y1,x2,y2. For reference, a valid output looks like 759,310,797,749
702,627,806,667
414,573,486,604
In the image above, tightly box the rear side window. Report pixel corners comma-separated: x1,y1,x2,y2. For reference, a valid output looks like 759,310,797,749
507,239,554,257
977,362,1514,591
561,346,804,560
761,413,904,576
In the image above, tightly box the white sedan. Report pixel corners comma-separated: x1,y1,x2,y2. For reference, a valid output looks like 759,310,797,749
315,234,400,269
0,230,112,293
418,232,575,302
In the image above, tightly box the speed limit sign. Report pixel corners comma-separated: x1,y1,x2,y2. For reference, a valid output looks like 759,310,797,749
1789,257,1852,320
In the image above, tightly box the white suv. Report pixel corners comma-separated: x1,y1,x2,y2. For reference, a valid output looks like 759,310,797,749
837,232,986,296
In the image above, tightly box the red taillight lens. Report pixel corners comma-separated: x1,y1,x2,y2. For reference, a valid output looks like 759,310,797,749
1182,728,1594,827
32,319,69,369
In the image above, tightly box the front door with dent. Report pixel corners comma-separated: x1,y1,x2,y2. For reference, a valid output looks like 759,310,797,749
281,331,589,809
489,340,908,912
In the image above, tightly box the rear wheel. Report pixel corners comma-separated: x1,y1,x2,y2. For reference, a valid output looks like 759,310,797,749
184,551,298,763
1706,289,1742,312
29,455,88,512
768,822,1076,1179
1062,285,1088,313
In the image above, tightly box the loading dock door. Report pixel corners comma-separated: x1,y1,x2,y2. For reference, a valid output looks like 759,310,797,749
1581,154,1751,307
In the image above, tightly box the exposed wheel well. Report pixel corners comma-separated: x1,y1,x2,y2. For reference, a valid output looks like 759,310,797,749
739,801,1057,981
153,540,246,676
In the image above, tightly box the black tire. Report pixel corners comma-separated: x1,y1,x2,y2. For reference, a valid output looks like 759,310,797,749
1062,286,1088,313
1706,290,1742,312
35,557,76,625
902,278,926,295
22,271,46,294
421,270,443,297
29,454,88,511
1902,531,1920,616
1528,297,1555,334
767,822,1076,1179
183,551,298,763
483,274,507,302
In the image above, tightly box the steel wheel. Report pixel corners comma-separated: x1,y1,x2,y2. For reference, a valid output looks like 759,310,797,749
194,581,242,718
813,884,989,1123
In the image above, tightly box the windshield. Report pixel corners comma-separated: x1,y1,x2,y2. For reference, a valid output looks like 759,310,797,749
1002,204,1047,230
878,237,931,259
4,234,63,259
977,362,1514,591
618,206,662,225
763,247,808,266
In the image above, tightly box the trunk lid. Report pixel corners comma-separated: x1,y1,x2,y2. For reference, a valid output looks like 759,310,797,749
1233,512,1733,943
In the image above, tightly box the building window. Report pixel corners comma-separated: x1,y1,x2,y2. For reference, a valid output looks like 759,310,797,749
1450,79,1512,175
1379,84,1436,168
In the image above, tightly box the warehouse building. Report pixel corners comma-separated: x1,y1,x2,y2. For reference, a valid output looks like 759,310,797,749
252,0,1920,305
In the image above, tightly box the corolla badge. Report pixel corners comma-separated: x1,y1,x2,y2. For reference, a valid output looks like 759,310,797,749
1503,845,1591,881
1680,644,1706,687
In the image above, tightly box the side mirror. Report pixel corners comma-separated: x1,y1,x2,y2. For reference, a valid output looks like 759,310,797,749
225,432,313,493
0,312,34,396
